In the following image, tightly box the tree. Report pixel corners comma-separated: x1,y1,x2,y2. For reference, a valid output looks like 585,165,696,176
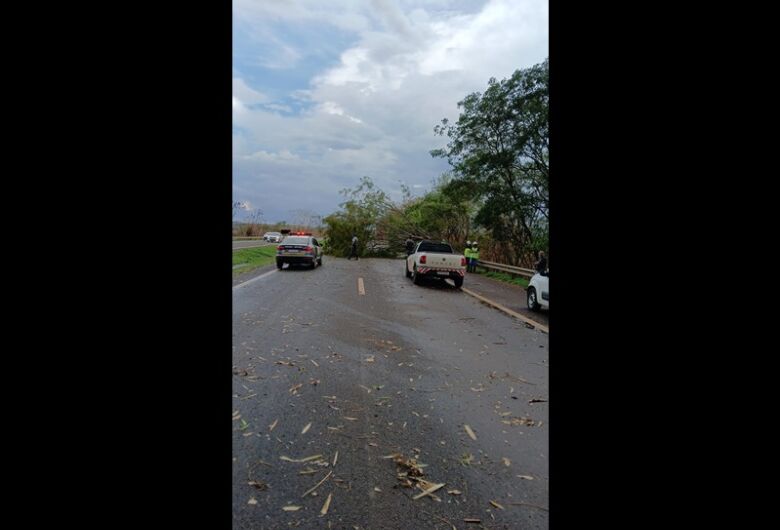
431,59,548,265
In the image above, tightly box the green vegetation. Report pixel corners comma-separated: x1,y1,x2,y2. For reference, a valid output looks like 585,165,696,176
474,269,529,288
232,246,277,276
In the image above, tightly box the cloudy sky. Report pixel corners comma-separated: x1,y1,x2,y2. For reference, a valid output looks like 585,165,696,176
233,0,548,224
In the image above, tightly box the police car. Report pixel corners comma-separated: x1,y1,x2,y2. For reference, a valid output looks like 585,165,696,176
275,232,323,269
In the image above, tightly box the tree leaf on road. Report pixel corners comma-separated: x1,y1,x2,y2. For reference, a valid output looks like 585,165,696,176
464,424,477,440
320,493,332,515
280,454,323,463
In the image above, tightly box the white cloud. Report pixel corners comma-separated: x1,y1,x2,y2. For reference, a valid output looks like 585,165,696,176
233,78,268,105
233,0,547,221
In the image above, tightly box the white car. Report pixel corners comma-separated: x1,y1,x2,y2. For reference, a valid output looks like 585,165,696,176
527,272,549,311
264,232,282,243
406,240,466,288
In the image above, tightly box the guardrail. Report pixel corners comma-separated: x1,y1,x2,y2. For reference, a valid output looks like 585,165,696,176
477,260,536,278
233,236,265,240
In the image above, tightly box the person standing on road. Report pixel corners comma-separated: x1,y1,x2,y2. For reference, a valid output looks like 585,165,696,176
535,250,547,275
469,243,480,273
348,234,359,260
464,242,473,272
405,236,415,256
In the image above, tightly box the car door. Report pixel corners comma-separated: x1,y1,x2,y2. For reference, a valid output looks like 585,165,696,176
312,238,321,259
537,274,549,306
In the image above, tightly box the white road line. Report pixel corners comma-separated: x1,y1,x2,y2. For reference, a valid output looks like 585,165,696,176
233,269,277,290
461,287,548,333
357,277,365,295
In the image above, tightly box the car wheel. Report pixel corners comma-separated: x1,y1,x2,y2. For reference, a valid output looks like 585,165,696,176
276,261,284,270
318,257,323,266
412,265,422,285
527,287,540,311
405,262,412,278
453,276,463,288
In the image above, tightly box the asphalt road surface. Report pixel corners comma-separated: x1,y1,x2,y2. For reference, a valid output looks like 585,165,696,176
233,257,549,529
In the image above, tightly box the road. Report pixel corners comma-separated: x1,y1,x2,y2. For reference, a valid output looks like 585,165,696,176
233,257,549,529
234,240,274,250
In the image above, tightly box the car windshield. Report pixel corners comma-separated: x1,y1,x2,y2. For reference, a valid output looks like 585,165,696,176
417,242,453,253
282,237,309,245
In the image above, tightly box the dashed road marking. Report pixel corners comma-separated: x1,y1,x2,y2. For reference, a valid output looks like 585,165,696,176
357,277,365,295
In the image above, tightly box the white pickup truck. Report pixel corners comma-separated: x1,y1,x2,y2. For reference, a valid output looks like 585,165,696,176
405,240,466,288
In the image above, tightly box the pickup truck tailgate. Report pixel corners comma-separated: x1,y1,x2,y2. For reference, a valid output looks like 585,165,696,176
422,253,463,268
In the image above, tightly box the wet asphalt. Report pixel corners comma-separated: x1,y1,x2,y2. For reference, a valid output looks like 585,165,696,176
233,257,549,529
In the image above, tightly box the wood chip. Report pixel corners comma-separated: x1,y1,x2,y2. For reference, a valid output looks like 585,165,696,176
299,468,318,475
502,457,511,467
464,424,477,440
413,482,446,500
301,422,312,434
463,518,481,523
490,500,505,510
269,419,278,432
333,451,338,467
343,417,358,421
311,359,319,367
282,505,301,511
447,489,462,495
320,493,332,516
280,454,323,463
374,487,382,492
289,383,303,394
517,474,534,480
247,497,257,505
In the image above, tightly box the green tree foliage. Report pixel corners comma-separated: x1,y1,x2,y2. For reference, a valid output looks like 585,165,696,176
323,177,390,257
324,176,476,257
431,59,548,265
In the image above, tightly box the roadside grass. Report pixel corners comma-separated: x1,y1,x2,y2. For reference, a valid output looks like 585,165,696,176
233,246,277,276
474,268,530,288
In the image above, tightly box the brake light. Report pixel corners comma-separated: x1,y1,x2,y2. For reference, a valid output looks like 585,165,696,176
277,245,283,251
304,246,313,252
461,257,466,266
420,255,426,264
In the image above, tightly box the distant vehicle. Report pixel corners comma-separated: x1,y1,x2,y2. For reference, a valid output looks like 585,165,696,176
264,232,282,243
276,233,323,269
527,272,549,311
405,240,466,288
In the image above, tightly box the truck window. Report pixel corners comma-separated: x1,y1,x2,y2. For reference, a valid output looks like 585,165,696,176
417,242,453,253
